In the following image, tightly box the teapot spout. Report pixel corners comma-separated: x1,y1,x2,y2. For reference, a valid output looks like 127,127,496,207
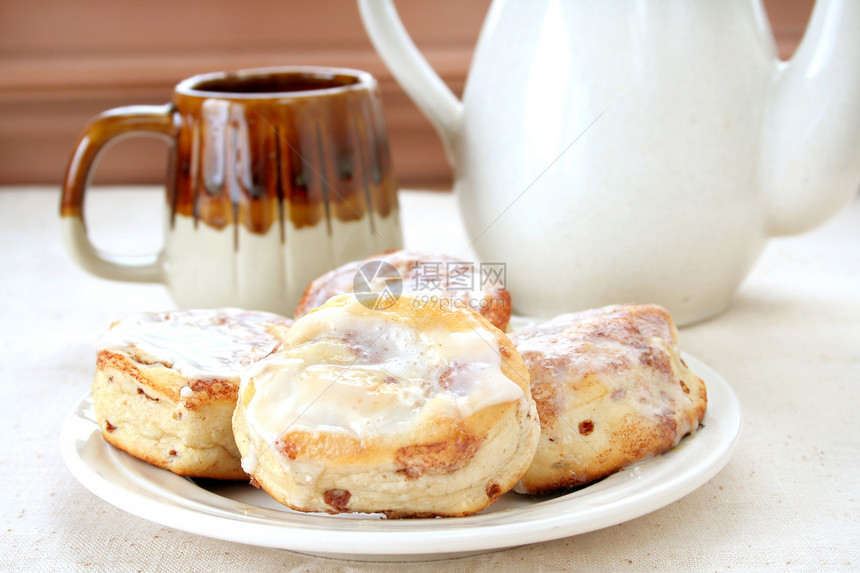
761,0,860,237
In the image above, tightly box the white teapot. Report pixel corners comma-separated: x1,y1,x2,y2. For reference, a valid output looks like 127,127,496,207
359,0,860,325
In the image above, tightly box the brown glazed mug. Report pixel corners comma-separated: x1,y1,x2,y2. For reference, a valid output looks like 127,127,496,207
60,66,402,314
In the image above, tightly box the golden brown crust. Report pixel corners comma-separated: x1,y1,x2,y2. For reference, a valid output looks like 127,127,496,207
511,304,707,494
93,350,247,480
294,249,512,331
96,350,238,407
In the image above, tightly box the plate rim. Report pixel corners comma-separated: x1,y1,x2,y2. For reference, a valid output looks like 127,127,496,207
60,353,742,559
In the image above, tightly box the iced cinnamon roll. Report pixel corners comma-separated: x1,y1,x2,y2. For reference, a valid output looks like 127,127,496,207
294,249,512,331
511,304,707,494
233,294,539,517
92,309,292,480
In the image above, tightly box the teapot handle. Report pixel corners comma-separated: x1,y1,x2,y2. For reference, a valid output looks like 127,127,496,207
358,0,463,164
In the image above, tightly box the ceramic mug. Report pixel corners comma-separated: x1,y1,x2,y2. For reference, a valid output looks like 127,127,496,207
60,66,402,314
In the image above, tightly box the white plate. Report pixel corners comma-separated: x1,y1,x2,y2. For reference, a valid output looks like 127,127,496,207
60,353,741,562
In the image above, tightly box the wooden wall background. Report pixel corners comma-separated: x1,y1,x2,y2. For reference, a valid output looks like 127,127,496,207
0,0,815,188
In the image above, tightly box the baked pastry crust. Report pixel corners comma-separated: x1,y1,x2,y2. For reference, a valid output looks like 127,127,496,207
294,249,512,331
233,294,540,517
510,304,707,494
92,309,292,480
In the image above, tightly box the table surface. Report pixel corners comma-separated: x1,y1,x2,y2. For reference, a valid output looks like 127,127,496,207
1,186,858,572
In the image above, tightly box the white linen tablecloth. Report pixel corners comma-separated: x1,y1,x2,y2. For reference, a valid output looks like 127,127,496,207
1,186,857,572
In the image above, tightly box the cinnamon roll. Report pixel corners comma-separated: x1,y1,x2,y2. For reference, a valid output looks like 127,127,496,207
233,294,539,517
510,304,707,494
92,309,292,480
294,249,512,331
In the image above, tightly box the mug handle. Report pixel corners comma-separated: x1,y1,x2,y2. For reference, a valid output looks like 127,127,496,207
60,105,175,283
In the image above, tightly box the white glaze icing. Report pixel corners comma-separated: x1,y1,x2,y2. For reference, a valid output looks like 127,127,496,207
241,295,526,451
97,308,289,381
